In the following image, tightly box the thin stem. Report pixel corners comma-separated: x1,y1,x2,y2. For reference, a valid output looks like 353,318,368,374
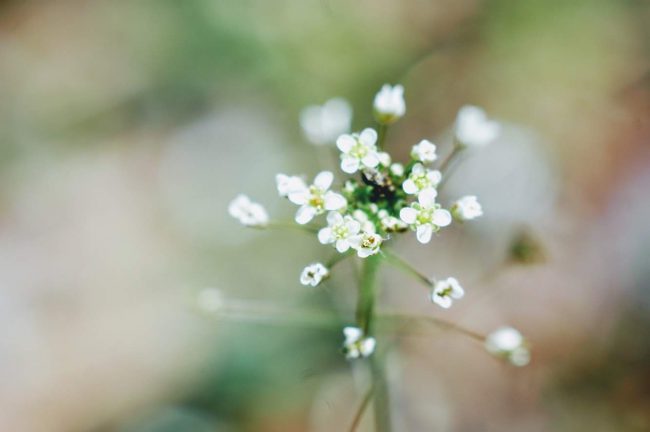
381,249,433,289
376,123,388,150
326,250,353,269
381,312,485,342
348,384,375,432
196,298,486,344
371,352,391,432
436,143,465,191
356,254,382,334
437,143,464,174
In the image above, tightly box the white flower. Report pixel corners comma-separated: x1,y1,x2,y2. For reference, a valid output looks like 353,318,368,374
410,139,438,163
336,128,381,174
373,84,405,124
228,194,269,227
377,151,391,167
378,210,407,232
455,105,500,147
349,231,383,258
485,327,530,367
300,263,329,287
390,163,404,177
431,277,464,308
343,180,357,194
318,212,361,253
276,174,307,197
402,163,442,196
300,98,352,145
399,189,452,243
287,171,347,224
451,195,483,221
342,326,376,359
352,210,376,234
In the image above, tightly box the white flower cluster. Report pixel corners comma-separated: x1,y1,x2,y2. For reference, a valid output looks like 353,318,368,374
229,84,507,359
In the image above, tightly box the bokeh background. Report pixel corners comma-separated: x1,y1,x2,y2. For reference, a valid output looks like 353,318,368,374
1,0,649,431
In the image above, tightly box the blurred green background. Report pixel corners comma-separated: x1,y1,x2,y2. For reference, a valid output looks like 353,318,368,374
1,0,649,431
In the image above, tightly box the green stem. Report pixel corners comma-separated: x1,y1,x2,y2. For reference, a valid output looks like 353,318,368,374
371,351,391,432
355,255,392,432
376,123,388,150
438,144,464,174
326,250,353,269
356,255,382,334
382,249,433,289
436,144,465,191
348,384,375,432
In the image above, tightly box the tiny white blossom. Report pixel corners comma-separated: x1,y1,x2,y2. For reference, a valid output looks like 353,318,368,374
451,195,483,221
228,194,269,227
411,139,438,163
336,128,381,174
276,174,307,197
399,189,452,243
390,163,404,177
300,98,352,145
431,277,464,309
378,210,407,232
342,326,376,359
318,212,361,253
402,163,442,196
343,180,358,196
287,171,347,224
485,327,530,367
455,105,500,147
300,262,329,287
349,231,383,258
373,84,405,124
377,151,391,167
352,209,376,234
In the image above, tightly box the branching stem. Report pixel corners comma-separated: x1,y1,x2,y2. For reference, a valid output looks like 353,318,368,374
381,249,433,288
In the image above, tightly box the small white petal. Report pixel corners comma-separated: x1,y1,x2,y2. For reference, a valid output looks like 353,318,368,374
416,225,433,243
428,170,442,186
361,153,380,168
411,163,425,175
318,227,334,244
418,189,438,207
314,171,334,190
433,295,452,309
295,205,317,224
433,209,452,227
288,190,309,205
377,152,391,166
359,128,378,147
347,234,362,249
346,219,361,234
336,239,350,253
390,163,404,176
399,207,417,224
336,134,355,153
343,326,362,341
402,179,418,194
341,156,360,174
360,338,376,356
324,192,347,211
327,211,343,225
